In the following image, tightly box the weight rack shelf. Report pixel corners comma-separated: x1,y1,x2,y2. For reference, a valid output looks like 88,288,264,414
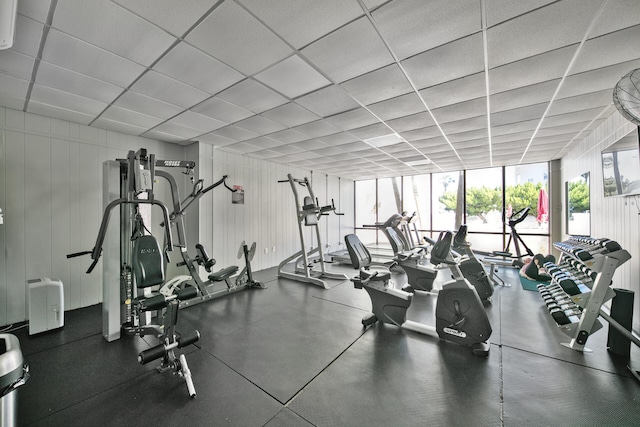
537,236,632,353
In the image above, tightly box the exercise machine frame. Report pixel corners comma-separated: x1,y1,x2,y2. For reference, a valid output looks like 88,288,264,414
277,174,348,289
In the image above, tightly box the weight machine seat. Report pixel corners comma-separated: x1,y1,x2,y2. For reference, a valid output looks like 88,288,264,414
453,224,470,248
208,265,239,282
430,232,454,265
132,235,165,289
344,234,391,281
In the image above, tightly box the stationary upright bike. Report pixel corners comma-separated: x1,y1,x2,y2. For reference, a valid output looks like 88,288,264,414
345,231,492,356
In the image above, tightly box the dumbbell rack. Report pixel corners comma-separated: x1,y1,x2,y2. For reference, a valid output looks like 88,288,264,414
537,236,632,353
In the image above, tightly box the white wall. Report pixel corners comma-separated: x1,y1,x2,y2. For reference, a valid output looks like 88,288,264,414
0,107,354,326
190,145,354,275
560,111,640,332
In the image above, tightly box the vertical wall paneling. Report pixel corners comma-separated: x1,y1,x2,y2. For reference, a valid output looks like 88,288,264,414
561,111,640,332
0,105,353,326
50,138,71,304
5,130,26,322
0,125,6,326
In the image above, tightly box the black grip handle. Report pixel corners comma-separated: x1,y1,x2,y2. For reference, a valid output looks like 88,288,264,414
178,330,200,348
86,257,100,274
67,250,92,259
138,344,166,365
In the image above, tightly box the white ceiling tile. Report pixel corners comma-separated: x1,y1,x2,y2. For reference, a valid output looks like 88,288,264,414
218,79,288,114
547,90,612,117
42,29,145,87
295,85,360,117
154,42,244,95
335,141,372,152
238,0,363,49
198,132,237,147
489,45,576,95
147,122,203,139
325,108,379,131
27,100,94,125
387,112,435,132
92,117,147,135
213,125,259,142
367,93,425,121
318,132,358,146
30,84,107,116
243,136,283,150
301,17,395,83
571,25,640,75
419,72,487,109
0,93,27,110
12,15,43,57
349,122,392,140
266,128,309,144
293,120,341,138
130,70,210,109
340,64,413,105
261,103,319,127
291,139,330,152
234,115,286,135
142,128,191,143
439,115,487,134
487,0,602,68
431,97,486,124
249,148,284,159
191,97,253,124
402,33,485,90
0,49,36,79
100,105,163,129
113,0,215,37
37,61,123,104
372,0,481,60
399,126,442,142
269,144,306,155
541,107,605,128
484,0,555,27
311,146,348,156
187,1,292,75
254,55,331,98
491,119,538,136
53,0,176,66
490,80,559,113
18,0,52,23
169,110,226,133
115,90,184,120
558,59,640,99
491,103,548,127
589,0,640,38
0,73,29,99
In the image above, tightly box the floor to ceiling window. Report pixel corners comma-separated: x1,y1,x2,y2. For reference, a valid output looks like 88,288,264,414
354,162,550,256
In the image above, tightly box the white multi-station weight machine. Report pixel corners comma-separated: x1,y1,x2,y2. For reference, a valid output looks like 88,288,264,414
277,174,348,289
68,148,265,396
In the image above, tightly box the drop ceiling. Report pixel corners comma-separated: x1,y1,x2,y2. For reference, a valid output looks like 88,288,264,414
1,0,639,180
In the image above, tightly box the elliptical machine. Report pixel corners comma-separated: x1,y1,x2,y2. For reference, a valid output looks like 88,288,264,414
345,231,492,357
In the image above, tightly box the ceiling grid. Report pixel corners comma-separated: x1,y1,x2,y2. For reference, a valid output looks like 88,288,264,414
0,0,637,179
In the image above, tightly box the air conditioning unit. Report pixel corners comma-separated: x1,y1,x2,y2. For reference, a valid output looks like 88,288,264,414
27,278,64,335
0,0,18,50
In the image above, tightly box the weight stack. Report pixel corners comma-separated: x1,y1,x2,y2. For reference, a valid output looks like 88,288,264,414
607,288,635,358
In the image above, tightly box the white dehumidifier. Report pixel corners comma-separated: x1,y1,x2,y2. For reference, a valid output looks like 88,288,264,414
27,278,64,335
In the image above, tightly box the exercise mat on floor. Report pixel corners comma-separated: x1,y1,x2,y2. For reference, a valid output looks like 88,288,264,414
520,276,550,291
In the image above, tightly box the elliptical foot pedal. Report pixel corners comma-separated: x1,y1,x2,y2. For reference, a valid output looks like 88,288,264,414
471,342,491,357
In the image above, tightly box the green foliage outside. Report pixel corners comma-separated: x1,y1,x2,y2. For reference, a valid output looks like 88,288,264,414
439,181,547,223
567,180,590,213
